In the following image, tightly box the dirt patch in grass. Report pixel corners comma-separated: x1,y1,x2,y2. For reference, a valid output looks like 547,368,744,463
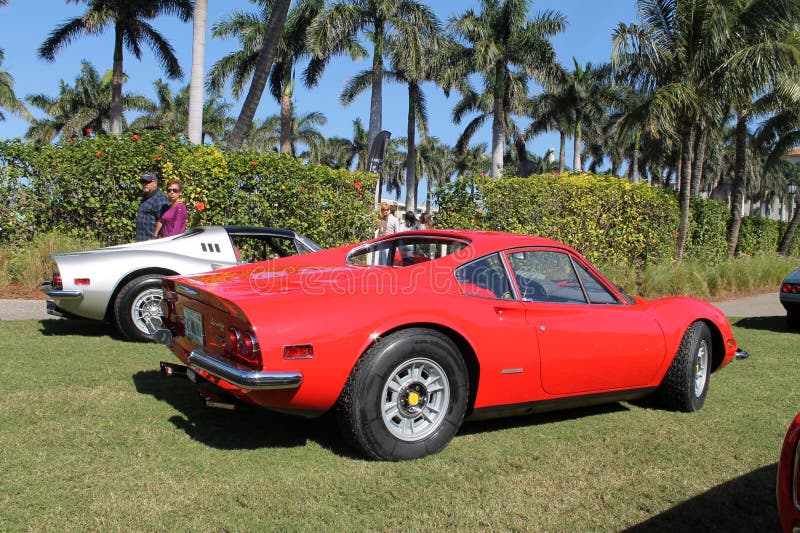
1,283,47,300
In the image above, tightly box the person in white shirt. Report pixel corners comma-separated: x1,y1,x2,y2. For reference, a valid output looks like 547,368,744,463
377,201,400,236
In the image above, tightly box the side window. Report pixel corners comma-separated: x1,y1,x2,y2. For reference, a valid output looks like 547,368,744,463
455,254,513,300
574,261,618,304
230,235,300,263
506,250,587,304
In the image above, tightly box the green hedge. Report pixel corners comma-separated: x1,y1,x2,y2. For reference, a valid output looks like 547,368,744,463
0,132,376,248
434,172,799,265
435,172,678,265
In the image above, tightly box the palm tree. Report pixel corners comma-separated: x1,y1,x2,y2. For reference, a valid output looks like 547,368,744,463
210,0,360,154
38,0,193,135
129,80,233,143
417,137,456,213
0,48,31,123
612,0,723,260
448,0,566,178
308,0,438,151
187,0,208,144
338,13,441,210
715,0,800,257
227,0,292,149
246,107,326,155
306,136,359,169
451,73,532,176
527,89,572,173
26,61,150,142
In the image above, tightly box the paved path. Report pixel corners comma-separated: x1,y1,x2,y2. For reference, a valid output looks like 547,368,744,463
0,292,785,321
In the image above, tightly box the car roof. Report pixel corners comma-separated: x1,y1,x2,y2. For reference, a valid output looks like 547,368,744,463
371,229,573,257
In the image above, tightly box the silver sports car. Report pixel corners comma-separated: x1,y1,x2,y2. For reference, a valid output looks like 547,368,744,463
41,226,322,341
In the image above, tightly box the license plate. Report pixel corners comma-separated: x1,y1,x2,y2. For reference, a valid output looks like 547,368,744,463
183,307,204,345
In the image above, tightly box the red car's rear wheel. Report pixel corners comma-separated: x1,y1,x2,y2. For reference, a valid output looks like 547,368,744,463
336,328,468,461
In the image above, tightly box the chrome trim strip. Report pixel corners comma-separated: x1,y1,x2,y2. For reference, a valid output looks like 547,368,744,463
501,368,523,374
187,349,302,391
40,284,83,298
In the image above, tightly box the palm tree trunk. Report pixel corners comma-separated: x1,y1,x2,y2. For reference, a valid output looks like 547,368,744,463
691,124,707,197
631,131,641,183
572,114,582,171
778,197,800,254
110,26,124,135
558,131,566,174
187,0,207,145
405,83,417,214
490,62,505,179
726,112,749,258
228,0,291,150
371,23,385,204
676,123,693,261
280,89,292,155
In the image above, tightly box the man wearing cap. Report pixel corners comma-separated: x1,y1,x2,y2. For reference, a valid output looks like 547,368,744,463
135,172,170,241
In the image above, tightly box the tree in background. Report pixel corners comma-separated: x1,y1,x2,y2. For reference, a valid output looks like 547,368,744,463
448,0,565,178
187,0,207,144
38,0,192,135
227,0,291,149
0,48,31,123
308,0,437,151
25,61,150,142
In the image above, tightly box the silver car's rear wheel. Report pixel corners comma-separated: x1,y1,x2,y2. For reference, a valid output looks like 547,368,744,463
381,357,451,442
113,274,164,342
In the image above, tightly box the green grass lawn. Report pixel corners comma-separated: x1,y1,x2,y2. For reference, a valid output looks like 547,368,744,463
0,316,797,531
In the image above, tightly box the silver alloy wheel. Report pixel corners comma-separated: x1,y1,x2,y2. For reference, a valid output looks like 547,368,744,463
381,357,451,441
693,339,709,397
131,287,163,335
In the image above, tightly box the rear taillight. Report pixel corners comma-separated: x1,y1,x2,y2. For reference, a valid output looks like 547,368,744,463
783,283,800,294
53,271,63,290
224,327,261,368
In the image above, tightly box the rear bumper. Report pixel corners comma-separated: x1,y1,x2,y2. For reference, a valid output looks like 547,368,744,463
40,281,83,299
187,349,302,391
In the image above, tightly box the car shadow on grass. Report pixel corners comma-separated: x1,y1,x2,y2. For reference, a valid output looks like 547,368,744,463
731,315,796,334
623,463,779,531
132,369,358,458
38,318,118,338
460,403,628,436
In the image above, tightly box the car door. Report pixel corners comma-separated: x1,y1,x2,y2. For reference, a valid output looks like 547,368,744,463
505,249,667,395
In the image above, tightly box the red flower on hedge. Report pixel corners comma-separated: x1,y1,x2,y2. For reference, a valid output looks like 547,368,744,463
158,144,165,150
95,151,102,157
196,202,206,212
153,155,162,161
354,181,362,189
85,128,93,135
66,141,72,145
132,134,141,141
250,161,258,166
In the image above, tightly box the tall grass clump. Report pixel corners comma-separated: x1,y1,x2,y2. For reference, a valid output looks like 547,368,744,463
2,232,102,292
618,254,797,299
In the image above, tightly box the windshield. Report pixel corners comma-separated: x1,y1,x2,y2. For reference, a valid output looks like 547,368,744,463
347,236,469,267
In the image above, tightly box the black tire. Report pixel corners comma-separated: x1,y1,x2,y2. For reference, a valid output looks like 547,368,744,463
787,308,800,330
336,328,468,461
113,274,164,342
656,321,712,412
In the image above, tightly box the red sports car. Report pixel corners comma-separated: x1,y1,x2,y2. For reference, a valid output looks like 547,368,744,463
778,411,800,532
154,230,745,460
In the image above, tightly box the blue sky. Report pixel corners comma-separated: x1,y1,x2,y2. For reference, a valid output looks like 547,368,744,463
0,0,637,165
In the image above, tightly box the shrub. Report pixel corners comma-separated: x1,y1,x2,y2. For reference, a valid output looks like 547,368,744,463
435,172,678,265
0,132,376,248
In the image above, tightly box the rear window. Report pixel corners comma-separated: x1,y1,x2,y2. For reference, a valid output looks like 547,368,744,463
347,236,469,267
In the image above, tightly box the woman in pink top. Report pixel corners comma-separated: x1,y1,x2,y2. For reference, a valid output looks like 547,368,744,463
154,179,187,238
